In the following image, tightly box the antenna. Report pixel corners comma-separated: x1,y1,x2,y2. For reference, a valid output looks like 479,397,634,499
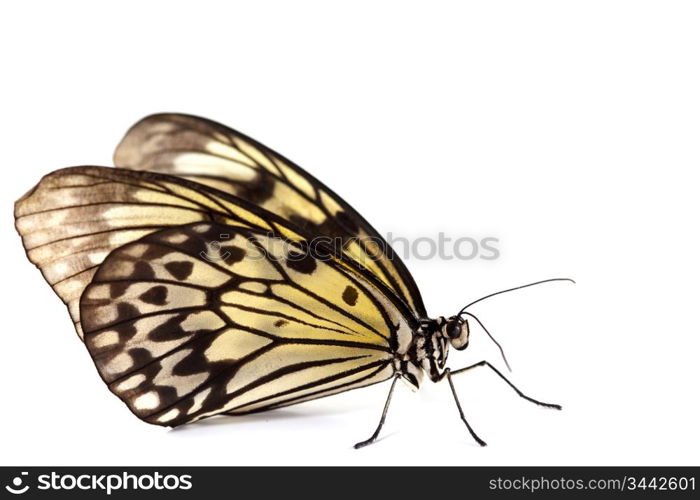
458,278,575,317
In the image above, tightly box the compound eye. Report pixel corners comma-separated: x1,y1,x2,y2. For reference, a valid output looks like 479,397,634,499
446,318,462,339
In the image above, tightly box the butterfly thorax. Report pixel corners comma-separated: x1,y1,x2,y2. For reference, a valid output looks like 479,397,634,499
398,315,471,386
406,317,450,383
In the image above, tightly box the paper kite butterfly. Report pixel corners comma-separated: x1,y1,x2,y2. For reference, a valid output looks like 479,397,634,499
14,114,568,447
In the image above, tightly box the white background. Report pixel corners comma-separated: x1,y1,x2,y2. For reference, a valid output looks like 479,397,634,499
1,1,698,466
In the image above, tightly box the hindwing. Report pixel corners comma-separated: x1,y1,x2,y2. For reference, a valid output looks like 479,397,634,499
81,223,409,425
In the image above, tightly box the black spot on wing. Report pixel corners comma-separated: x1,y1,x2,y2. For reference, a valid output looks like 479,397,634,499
286,248,317,274
342,285,358,306
165,261,194,281
333,210,360,234
110,282,129,299
239,171,276,205
129,347,154,367
220,245,246,266
147,314,193,342
172,347,213,376
143,244,173,260
115,302,140,326
115,321,138,342
274,319,288,327
133,261,156,280
139,285,168,305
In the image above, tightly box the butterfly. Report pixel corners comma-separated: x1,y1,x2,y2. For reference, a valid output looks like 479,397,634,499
14,113,568,447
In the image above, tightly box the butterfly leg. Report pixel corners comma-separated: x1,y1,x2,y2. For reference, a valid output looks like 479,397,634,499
450,360,562,410
445,368,487,446
353,374,400,449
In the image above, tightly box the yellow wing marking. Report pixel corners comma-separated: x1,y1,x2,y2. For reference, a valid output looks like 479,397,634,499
80,223,403,426
113,113,426,316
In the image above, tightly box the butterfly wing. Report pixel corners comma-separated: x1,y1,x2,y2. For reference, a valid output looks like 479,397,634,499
14,166,309,338
114,113,427,317
81,222,412,425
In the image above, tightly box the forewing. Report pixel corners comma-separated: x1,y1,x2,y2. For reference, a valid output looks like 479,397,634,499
81,223,406,425
114,113,426,316
14,166,306,338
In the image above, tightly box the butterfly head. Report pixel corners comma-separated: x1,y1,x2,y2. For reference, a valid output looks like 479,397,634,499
441,315,470,350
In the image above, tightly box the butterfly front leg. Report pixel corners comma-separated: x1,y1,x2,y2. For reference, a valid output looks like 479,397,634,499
440,361,562,447
441,368,488,446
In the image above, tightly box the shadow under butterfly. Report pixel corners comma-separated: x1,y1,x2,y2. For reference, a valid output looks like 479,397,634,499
14,113,573,448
